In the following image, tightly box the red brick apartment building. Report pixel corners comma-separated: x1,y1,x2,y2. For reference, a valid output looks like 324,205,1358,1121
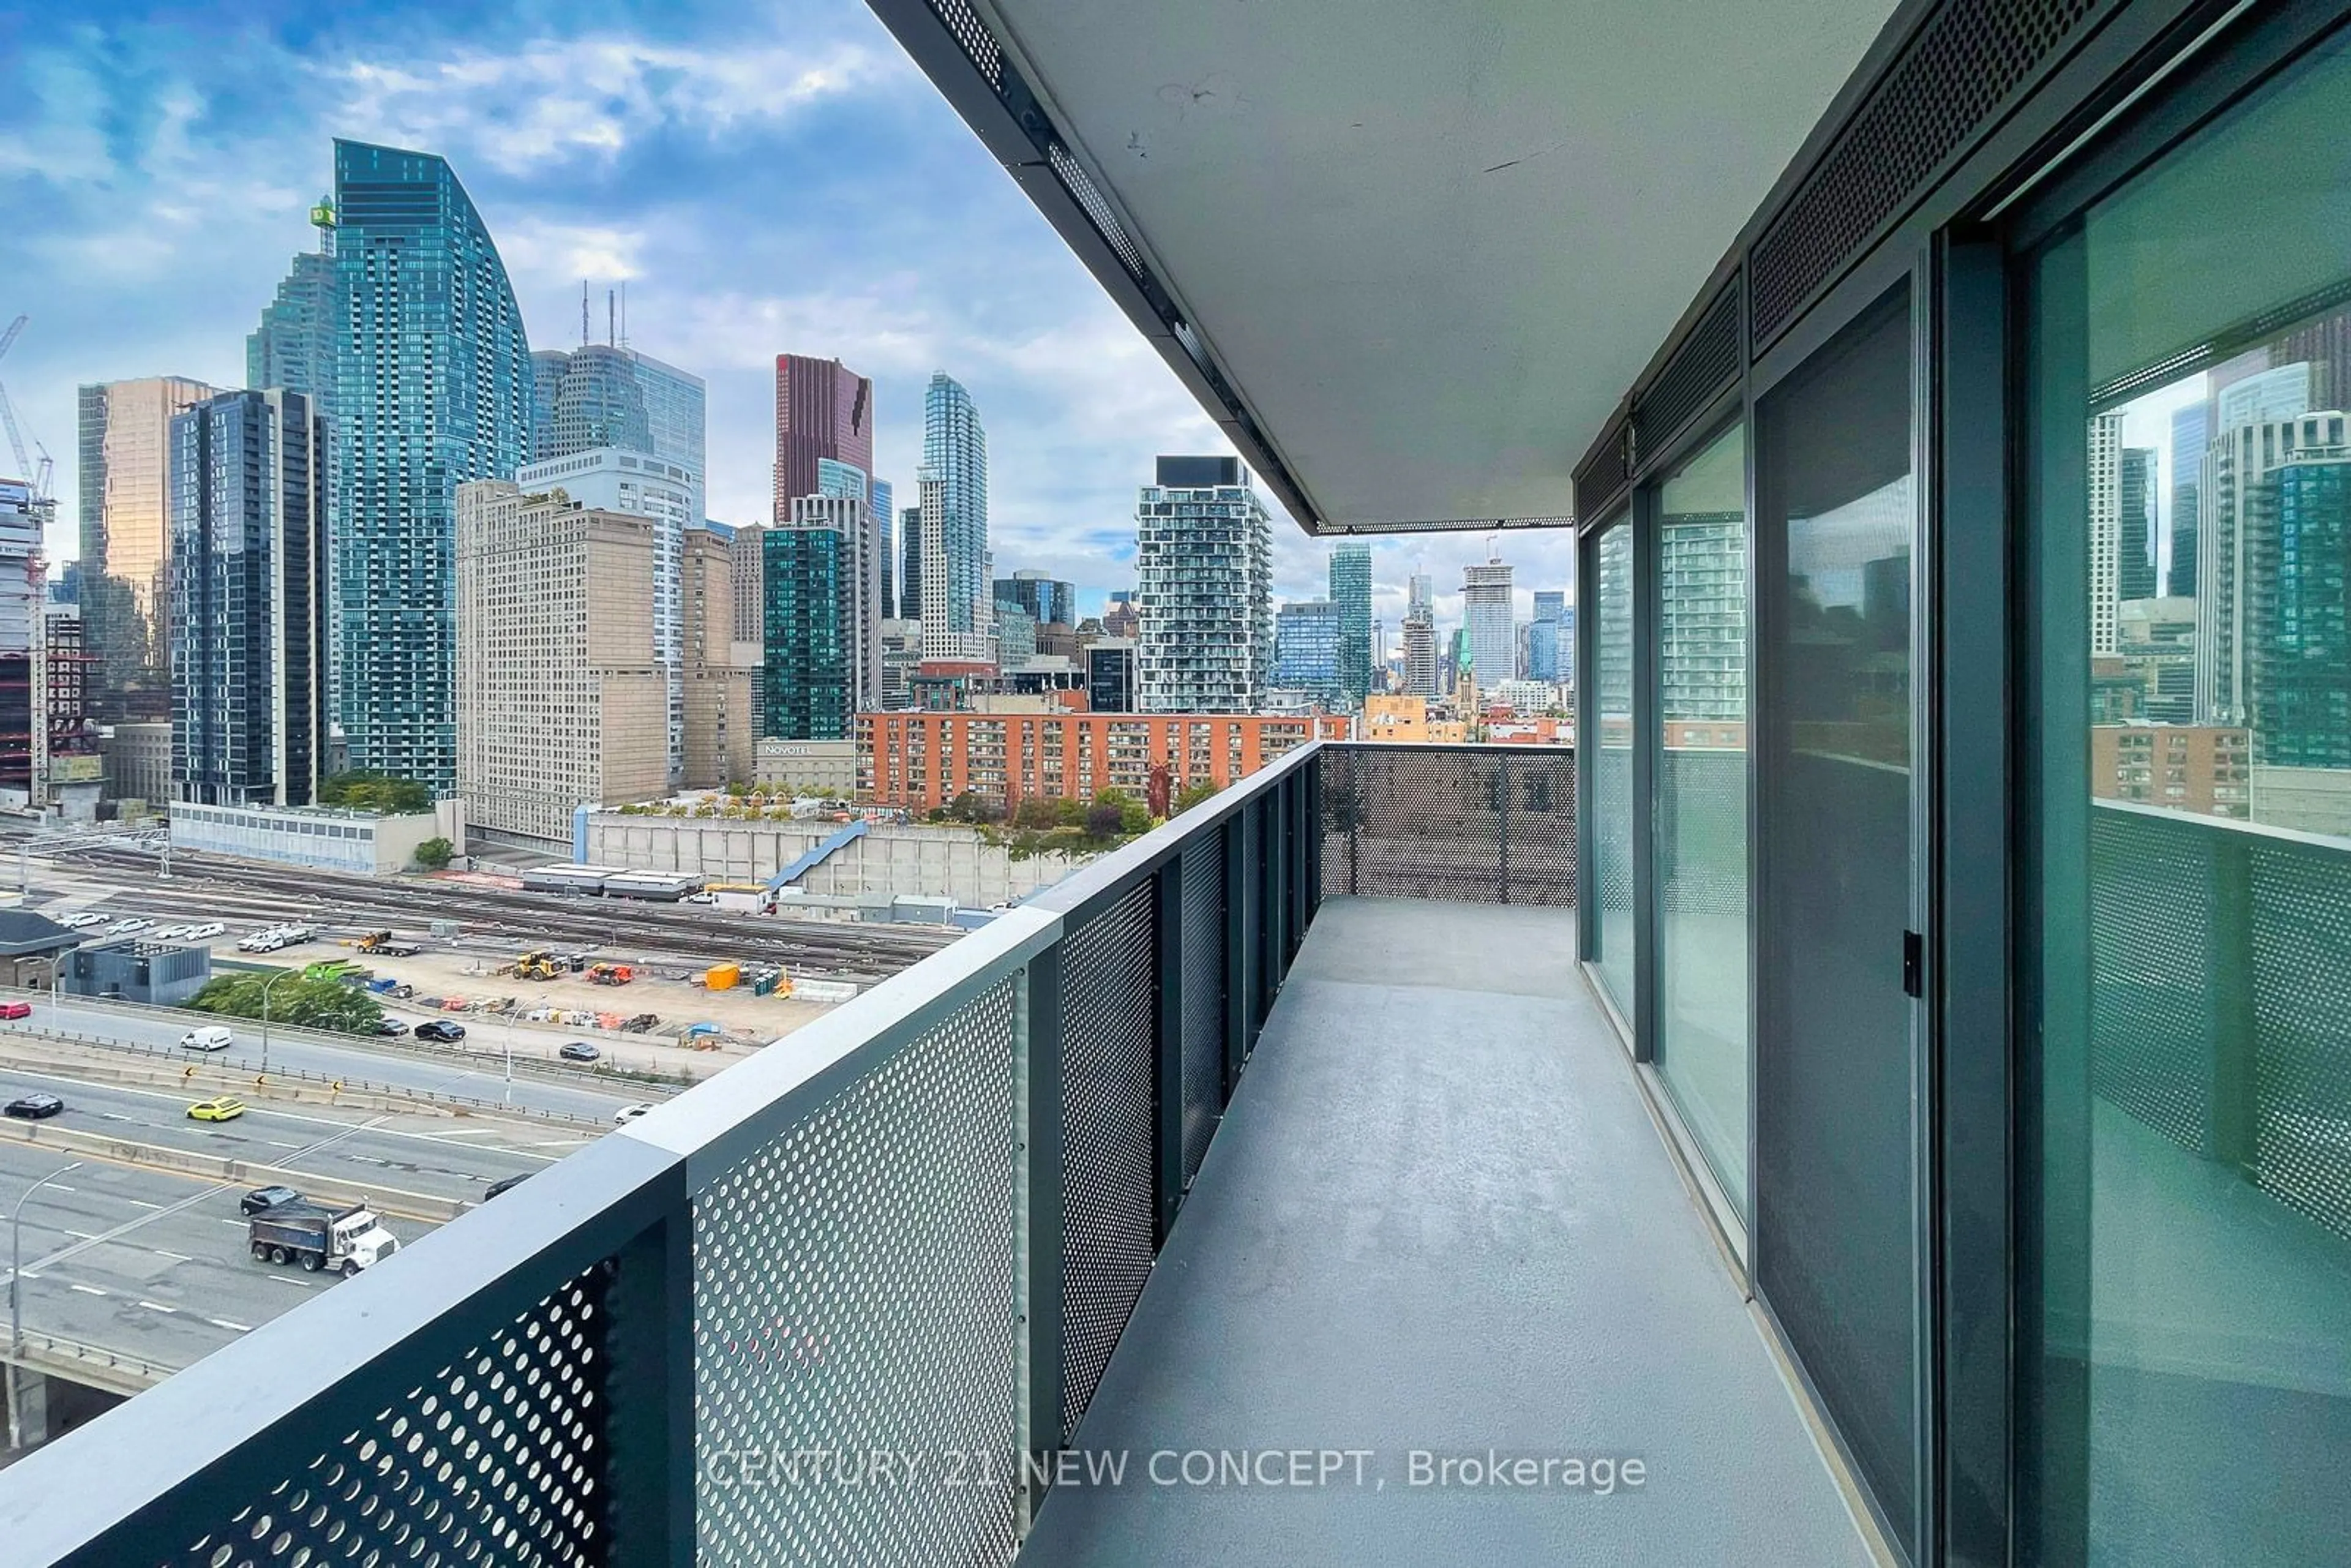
860,711,1349,811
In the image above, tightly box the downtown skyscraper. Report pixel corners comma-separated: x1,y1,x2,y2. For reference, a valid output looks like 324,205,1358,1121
167,390,329,806
77,376,219,718
533,344,707,524
252,140,533,791
1329,542,1372,710
1463,557,1515,697
918,372,992,665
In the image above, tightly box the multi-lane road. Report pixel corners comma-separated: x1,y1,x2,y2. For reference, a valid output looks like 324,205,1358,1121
9,998,659,1122
0,1051,602,1382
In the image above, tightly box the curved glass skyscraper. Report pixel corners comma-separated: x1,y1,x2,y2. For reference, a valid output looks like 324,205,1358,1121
328,139,532,792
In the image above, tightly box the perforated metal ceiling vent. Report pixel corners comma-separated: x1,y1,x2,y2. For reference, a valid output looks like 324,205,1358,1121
1750,0,2108,347
1634,277,1741,462
1573,414,1632,525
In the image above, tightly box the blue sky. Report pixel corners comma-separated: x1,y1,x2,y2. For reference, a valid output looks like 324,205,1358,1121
0,0,1573,639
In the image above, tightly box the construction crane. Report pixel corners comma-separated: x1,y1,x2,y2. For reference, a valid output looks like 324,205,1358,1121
0,314,53,500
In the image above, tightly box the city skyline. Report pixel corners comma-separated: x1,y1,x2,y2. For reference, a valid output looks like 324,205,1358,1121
0,3,1575,637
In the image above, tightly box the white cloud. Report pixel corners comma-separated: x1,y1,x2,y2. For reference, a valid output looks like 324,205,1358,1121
325,36,907,175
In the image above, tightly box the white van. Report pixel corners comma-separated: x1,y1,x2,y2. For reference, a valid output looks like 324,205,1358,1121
179,1026,233,1052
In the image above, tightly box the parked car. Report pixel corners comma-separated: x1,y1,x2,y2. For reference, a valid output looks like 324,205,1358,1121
375,1018,411,1037
179,1026,234,1052
558,1041,601,1062
685,891,717,906
482,1174,531,1201
58,912,107,929
103,918,150,936
0,1000,32,1020
414,1021,467,1043
613,1103,654,1125
185,922,226,940
187,1096,246,1123
152,925,188,939
4,1092,64,1120
240,1185,301,1216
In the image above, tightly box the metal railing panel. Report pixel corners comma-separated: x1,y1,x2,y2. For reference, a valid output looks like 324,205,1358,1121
1177,828,1228,1187
1321,743,1580,907
4,1132,689,1566
691,977,1024,1567
1052,880,1157,1444
1,741,1351,1565
2091,803,2351,1244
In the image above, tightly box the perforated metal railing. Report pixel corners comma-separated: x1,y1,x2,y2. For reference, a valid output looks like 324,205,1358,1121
1,743,1335,1567
2090,802,2351,1245
1320,743,1578,907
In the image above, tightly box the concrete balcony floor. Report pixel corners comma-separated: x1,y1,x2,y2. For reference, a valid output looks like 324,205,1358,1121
1022,896,1878,1567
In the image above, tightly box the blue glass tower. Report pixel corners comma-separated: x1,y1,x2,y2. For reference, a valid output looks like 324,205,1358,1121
1329,543,1373,710
329,140,533,791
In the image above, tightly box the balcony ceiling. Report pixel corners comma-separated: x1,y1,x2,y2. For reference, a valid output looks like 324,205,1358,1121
890,0,1903,531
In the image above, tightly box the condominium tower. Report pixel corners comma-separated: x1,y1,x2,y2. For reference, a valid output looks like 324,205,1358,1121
1135,456,1273,712
320,140,533,792
919,373,991,664
77,375,219,716
1463,558,1516,696
167,390,329,806
1330,542,1373,710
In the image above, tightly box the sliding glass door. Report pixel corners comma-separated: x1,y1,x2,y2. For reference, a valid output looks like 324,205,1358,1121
1654,422,1750,1215
2022,32,2351,1565
1755,284,1922,1558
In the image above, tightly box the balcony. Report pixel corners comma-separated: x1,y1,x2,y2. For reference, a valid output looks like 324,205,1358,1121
0,741,1875,1566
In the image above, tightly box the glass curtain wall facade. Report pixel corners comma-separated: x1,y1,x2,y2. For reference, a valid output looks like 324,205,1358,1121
330,139,533,794
166,390,328,807
1654,421,1750,1215
2023,32,2351,1566
1330,542,1373,709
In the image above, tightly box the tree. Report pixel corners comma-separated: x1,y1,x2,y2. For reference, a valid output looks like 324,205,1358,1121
319,771,431,814
413,836,454,870
944,791,1004,825
1084,800,1126,840
1173,779,1222,814
189,973,385,1035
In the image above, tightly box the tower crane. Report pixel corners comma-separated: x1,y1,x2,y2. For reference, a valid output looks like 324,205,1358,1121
0,314,53,501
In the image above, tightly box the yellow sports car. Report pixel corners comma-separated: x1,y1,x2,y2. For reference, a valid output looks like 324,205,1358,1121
187,1096,247,1123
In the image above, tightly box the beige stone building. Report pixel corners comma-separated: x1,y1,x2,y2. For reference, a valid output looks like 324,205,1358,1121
456,482,683,846
682,527,754,787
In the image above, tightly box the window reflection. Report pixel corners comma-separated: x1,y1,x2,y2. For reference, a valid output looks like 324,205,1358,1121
1656,422,1750,1214
2031,33,2351,1567
1591,519,1637,1024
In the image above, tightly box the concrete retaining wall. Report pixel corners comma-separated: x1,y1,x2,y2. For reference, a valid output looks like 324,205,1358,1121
585,816,1086,906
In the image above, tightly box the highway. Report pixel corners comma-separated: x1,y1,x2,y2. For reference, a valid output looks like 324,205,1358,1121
4,1003,655,1122
0,1059,593,1378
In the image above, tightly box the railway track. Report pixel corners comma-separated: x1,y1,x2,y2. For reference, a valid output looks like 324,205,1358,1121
28,844,960,983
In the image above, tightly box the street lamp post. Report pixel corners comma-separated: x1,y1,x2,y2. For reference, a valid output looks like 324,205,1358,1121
9,1159,84,1453
259,968,297,1076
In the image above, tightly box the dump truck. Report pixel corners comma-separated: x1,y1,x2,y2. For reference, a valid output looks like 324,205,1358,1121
587,962,634,986
512,950,563,982
248,1201,400,1277
354,931,422,957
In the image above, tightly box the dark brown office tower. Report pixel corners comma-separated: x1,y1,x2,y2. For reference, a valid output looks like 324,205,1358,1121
773,354,875,522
